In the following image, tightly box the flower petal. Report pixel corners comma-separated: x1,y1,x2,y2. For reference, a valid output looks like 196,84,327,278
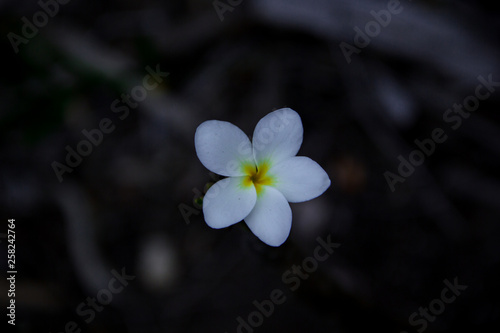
270,156,331,203
244,186,292,246
252,108,303,165
195,120,254,177
203,177,257,229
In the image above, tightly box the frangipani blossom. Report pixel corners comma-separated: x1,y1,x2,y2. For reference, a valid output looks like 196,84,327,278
194,108,330,246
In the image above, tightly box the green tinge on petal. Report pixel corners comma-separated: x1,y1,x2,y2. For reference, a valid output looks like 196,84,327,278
241,160,276,196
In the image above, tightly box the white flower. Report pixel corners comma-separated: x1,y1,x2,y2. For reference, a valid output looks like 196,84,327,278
194,108,331,246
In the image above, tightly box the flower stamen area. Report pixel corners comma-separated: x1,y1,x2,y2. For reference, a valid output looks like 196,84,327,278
242,161,275,195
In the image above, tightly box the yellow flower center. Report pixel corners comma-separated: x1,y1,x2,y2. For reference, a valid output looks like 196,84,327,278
241,161,275,195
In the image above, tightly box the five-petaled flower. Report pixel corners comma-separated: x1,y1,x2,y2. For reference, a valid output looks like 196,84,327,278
194,108,331,246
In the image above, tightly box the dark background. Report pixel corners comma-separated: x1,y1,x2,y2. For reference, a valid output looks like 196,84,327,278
1,0,499,332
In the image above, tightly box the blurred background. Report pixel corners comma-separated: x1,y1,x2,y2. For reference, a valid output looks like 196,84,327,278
1,0,500,332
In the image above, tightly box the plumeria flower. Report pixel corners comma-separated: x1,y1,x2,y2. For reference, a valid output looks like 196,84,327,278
194,108,330,246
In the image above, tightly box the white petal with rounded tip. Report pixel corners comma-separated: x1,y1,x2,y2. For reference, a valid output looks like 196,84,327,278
203,177,257,229
244,186,292,246
270,156,331,203
252,108,303,165
195,120,254,177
